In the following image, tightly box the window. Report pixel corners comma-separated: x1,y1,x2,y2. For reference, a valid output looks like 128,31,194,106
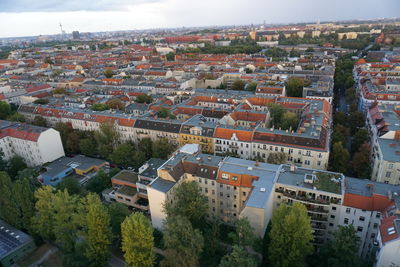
329,223,334,227
330,215,335,219
388,163,394,169
357,226,363,232
386,172,392,178
346,208,351,214
205,188,208,193
359,216,365,222
344,218,349,224
212,199,215,204
332,206,336,211
376,213,380,219
243,192,246,196
232,176,238,181
221,173,229,180
220,192,223,197
373,223,378,229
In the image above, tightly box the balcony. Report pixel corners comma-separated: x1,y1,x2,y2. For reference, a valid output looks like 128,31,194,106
306,205,329,214
275,189,331,205
310,214,328,222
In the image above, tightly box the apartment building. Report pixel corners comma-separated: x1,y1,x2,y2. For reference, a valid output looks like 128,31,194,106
366,103,400,185
147,145,400,263
0,120,64,167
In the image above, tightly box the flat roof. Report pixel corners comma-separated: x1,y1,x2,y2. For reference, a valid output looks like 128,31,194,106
116,185,137,196
0,219,33,259
277,165,343,195
149,177,175,193
112,170,138,184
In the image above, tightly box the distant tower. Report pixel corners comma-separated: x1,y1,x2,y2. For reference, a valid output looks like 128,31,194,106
59,23,66,39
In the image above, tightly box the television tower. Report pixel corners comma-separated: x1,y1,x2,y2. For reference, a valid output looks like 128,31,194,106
59,23,66,38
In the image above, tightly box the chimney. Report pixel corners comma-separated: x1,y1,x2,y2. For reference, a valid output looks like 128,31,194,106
255,160,259,167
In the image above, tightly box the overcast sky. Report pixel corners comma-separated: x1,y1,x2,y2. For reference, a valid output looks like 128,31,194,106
0,0,399,38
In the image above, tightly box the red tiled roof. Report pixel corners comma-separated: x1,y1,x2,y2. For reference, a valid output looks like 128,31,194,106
379,216,399,244
214,127,253,141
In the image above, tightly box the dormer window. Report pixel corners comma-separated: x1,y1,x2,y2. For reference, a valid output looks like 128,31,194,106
221,173,229,180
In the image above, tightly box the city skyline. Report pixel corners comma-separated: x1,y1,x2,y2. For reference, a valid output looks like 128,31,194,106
0,0,399,38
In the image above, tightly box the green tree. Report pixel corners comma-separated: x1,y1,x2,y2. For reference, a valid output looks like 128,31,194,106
110,143,135,168
348,111,365,134
7,156,27,179
351,128,368,154
162,215,204,267
267,152,287,164
267,103,284,127
138,138,153,159
164,180,208,228
79,138,97,157
219,245,258,267
56,177,85,196
0,172,19,227
319,225,361,267
85,169,113,194
286,77,308,97
91,103,109,111
55,122,74,148
108,202,130,238
79,193,112,266
33,98,49,105
135,94,153,104
269,202,313,267
289,48,301,57
132,151,147,169
228,217,256,247
32,115,48,127
121,213,155,267
13,178,35,231
158,107,174,119
352,143,371,179
66,131,80,154
95,121,119,159
281,111,298,130
104,69,114,78
153,138,175,159
52,190,79,252
330,142,350,174
166,52,175,61
231,80,246,91
8,112,25,122
246,82,258,91
31,186,55,240
333,112,347,126
332,124,349,146
107,98,125,110
0,101,12,119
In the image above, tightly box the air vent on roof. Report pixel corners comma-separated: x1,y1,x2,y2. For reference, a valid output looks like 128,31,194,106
247,166,253,171
260,188,266,192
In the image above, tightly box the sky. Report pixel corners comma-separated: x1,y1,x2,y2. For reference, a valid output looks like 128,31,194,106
0,0,399,38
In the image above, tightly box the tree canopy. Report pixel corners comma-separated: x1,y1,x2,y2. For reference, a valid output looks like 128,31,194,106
163,180,208,228
268,202,313,267
162,215,204,267
121,212,155,267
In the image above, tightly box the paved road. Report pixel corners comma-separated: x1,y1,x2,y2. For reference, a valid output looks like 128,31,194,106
28,247,59,267
108,247,164,267
109,253,126,267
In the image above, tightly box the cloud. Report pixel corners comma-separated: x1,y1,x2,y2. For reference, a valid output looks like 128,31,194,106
0,0,161,12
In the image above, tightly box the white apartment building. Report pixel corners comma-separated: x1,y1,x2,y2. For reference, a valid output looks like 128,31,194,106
147,145,400,263
0,120,65,167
